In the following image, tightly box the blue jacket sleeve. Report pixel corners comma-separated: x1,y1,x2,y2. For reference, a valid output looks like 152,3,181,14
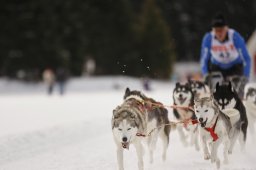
200,33,211,76
233,31,251,78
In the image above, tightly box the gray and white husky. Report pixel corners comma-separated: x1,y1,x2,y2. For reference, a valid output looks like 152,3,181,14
243,83,256,138
112,88,172,170
173,82,200,150
194,95,240,169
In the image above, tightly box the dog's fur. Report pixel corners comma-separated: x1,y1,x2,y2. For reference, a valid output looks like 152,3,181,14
243,83,256,138
213,82,248,151
194,96,235,169
112,88,172,170
172,82,199,150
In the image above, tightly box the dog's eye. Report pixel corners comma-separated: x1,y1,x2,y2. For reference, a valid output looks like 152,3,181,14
205,110,208,112
196,110,199,113
118,128,122,131
127,128,131,131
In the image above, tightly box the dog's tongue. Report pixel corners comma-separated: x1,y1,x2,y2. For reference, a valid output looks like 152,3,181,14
122,143,130,150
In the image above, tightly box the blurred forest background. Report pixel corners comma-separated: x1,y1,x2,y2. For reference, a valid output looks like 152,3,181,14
0,0,255,80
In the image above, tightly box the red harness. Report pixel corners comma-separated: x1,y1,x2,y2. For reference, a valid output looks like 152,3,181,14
204,117,219,142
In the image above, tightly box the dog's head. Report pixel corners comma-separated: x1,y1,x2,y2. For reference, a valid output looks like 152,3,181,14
173,82,193,106
194,96,218,127
112,108,139,149
245,87,256,105
123,87,146,101
188,79,209,97
213,82,237,110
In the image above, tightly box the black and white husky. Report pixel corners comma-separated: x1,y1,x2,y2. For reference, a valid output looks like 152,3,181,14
213,82,248,151
243,83,256,138
194,96,240,169
172,82,199,150
112,88,172,170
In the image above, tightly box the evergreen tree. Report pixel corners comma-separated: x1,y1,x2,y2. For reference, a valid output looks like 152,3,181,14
136,0,175,78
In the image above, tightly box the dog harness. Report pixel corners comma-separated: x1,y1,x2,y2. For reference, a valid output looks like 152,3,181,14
204,117,219,141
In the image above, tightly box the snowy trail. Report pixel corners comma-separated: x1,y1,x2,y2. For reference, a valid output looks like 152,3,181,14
0,77,255,170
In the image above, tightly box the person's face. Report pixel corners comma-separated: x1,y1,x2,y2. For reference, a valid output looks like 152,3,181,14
213,26,228,42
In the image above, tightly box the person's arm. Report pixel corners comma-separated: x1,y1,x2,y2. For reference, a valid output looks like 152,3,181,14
233,31,251,78
200,33,212,76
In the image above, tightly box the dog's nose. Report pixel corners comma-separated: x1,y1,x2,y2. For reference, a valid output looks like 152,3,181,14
122,137,128,142
199,118,203,122
179,94,183,98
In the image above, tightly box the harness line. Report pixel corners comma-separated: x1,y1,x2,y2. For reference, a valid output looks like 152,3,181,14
125,96,197,138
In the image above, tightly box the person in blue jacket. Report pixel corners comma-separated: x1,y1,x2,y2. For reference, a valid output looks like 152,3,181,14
200,13,251,80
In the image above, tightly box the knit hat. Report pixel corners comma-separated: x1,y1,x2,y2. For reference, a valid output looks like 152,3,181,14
211,13,227,27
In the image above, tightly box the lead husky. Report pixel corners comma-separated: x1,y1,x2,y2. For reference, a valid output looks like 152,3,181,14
194,96,239,169
172,82,199,150
112,88,172,170
243,84,256,137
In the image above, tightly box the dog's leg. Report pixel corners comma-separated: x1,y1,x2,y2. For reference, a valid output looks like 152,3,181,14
116,146,124,170
211,141,221,169
248,119,255,141
160,127,169,161
238,131,246,152
223,137,230,164
177,125,188,147
201,136,210,160
134,141,144,170
228,128,240,154
148,131,158,164
193,126,200,151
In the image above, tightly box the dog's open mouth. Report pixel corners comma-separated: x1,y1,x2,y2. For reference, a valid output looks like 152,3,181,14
122,142,130,150
200,118,208,127
178,97,187,104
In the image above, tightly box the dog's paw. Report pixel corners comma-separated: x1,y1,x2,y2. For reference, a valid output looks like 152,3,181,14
149,155,153,164
195,145,200,151
228,149,232,154
216,159,220,169
223,158,229,164
181,139,189,147
162,153,166,162
211,156,216,163
204,153,210,160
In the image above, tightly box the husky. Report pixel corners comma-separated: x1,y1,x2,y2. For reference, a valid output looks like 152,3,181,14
188,79,211,98
243,83,256,138
112,88,172,170
194,96,239,169
213,82,248,151
172,82,199,150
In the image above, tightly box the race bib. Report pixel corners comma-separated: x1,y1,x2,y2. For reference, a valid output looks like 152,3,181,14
210,30,239,64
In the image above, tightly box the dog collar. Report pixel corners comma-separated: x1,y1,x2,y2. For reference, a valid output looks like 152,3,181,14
204,116,219,141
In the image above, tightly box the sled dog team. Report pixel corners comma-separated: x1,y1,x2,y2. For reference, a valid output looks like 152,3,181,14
111,80,256,170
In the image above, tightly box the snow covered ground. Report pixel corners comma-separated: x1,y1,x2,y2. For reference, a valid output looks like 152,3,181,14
0,76,255,170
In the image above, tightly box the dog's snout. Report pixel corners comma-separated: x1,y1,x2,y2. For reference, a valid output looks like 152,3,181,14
122,137,128,142
199,118,203,122
179,94,183,98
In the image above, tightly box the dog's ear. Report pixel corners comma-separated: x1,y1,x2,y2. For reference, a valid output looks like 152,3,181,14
194,95,199,103
228,81,232,91
216,82,220,90
175,82,180,87
124,87,131,99
113,107,120,119
130,112,136,119
125,87,130,94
